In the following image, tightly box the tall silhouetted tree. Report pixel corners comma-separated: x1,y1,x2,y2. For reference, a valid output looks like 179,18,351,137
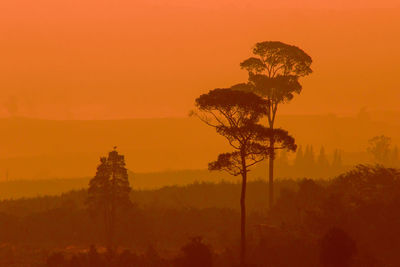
367,135,392,165
87,149,131,251
239,41,312,208
192,88,296,266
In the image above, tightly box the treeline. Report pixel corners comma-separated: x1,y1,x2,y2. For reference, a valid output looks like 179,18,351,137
274,145,346,178
274,143,400,179
0,165,398,266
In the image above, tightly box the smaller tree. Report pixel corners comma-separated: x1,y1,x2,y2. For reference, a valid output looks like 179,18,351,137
87,148,131,250
367,135,392,165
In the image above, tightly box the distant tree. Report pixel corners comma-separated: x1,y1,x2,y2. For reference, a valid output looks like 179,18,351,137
294,145,304,168
357,107,371,122
319,227,356,267
367,135,392,165
304,145,315,170
87,149,131,251
276,149,289,169
192,88,296,266
391,146,399,167
239,41,312,208
331,149,343,171
317,146,329,174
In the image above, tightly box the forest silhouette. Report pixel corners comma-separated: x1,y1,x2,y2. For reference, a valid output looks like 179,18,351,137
0,165,398,266
0,36,399,267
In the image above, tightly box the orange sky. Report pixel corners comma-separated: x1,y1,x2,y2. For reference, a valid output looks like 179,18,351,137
0,1,399,119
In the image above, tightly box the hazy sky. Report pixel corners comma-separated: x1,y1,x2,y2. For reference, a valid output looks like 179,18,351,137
0,0,399,119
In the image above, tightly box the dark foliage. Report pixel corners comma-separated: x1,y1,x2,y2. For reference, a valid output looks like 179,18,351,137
0,166,398,266
87,149,131,249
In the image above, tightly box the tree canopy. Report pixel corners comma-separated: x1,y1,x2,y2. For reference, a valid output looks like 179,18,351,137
193,88,297,174
240,41,312,77
239,41,312,125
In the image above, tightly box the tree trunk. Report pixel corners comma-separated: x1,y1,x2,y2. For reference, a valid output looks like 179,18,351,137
268,136,275,210
240,154,247,266
105,207,113,251
108,205,116,252
107,169,117,252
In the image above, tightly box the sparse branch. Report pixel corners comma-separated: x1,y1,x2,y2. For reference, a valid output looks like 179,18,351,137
246,157,265,169
191,111,219,128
